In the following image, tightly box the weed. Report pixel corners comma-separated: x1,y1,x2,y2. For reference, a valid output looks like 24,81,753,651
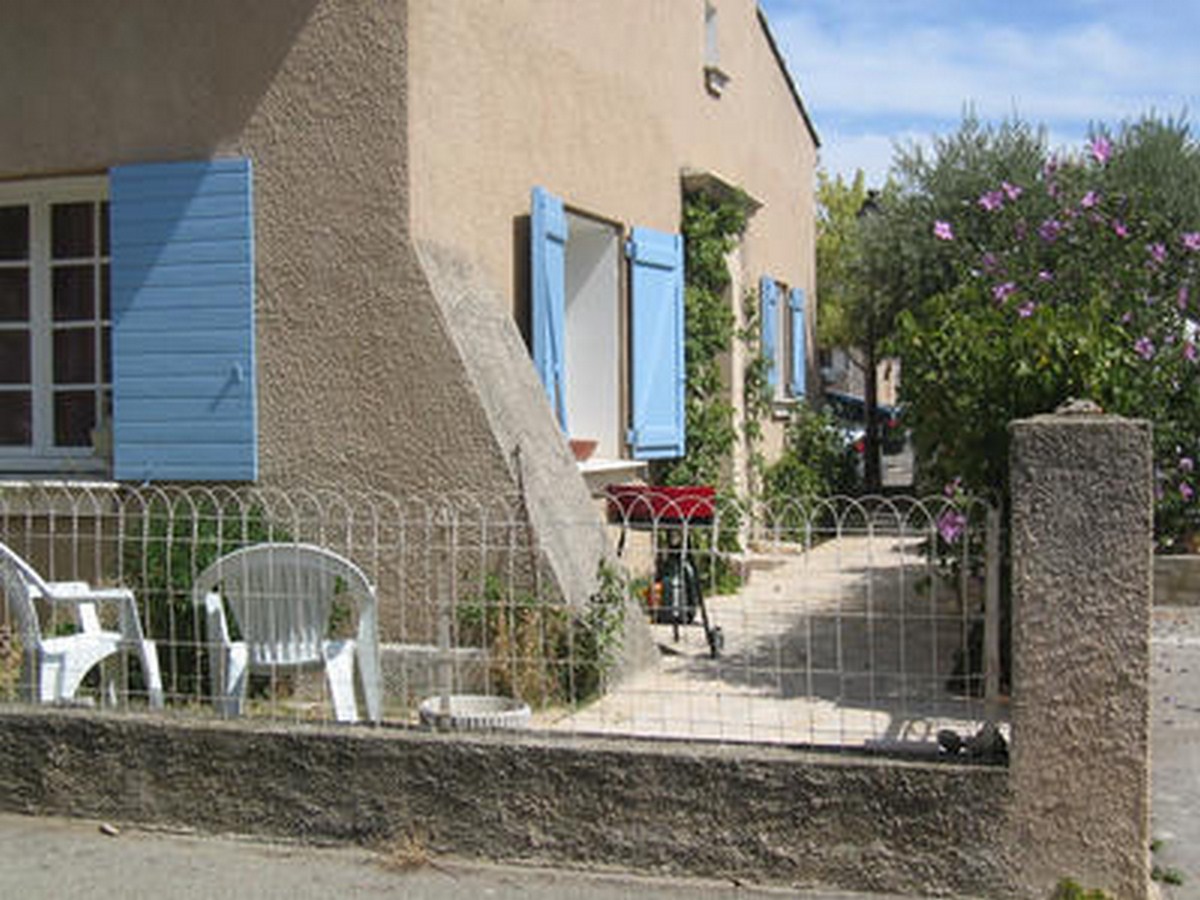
1051,878,1111,900
376,831,430,872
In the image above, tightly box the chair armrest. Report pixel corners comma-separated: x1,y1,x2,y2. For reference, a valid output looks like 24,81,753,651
37,582,148,642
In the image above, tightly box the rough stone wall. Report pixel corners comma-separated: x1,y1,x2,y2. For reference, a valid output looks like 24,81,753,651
0,710,1013,897
1007,409,1153,899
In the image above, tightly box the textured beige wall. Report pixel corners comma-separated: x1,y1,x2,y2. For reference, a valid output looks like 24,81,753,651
0,0,512,499
408,0,818,467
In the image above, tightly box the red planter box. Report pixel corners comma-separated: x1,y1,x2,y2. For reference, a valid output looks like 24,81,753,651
605,484,716,524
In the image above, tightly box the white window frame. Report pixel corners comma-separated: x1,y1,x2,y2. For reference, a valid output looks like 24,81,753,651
0,175,110,475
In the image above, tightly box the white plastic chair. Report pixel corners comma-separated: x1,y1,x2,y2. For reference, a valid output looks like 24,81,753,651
0,541,164,708
192,543,382,724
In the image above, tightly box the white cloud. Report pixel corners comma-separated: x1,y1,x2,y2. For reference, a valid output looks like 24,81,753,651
767,3,1200,170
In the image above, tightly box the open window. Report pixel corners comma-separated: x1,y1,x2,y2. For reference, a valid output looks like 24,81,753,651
530,187,685,462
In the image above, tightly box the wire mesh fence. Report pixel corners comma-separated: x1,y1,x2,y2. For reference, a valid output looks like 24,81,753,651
0,482,1006,756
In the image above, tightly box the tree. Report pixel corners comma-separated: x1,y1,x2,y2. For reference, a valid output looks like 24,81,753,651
883,113,1200,546
815,170,899,490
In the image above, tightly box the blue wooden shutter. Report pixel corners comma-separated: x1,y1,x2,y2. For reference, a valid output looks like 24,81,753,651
760,276,779,395
627,226,685,459
530,186,568,430
110,158,257,481
788,287,807,398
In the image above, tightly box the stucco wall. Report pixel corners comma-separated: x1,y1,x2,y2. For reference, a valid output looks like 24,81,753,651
407,0,818,468
0,0,508,498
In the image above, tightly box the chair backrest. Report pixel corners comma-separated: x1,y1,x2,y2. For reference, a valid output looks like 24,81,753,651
193,543,376,668
0,542,50,646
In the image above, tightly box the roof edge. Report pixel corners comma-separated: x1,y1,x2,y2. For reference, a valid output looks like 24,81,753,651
756,4,820,149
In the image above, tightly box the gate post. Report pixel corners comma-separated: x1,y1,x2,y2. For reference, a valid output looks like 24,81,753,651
1008,402,1152,898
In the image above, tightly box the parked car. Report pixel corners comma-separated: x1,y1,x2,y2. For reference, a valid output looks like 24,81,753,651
823,391,906,455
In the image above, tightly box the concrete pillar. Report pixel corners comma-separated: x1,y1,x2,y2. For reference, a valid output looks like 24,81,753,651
1008,402,1152,898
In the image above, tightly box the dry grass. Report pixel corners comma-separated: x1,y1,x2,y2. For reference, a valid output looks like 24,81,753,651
375,831,431,873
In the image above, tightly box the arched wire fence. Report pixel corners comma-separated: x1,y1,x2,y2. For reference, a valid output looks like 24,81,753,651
0,482,1005,756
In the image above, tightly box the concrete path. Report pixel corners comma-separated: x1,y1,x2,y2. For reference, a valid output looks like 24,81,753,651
544,533,997,750
1151,605,1200,898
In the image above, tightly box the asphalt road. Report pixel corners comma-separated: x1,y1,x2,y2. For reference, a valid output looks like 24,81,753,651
0,812,914,900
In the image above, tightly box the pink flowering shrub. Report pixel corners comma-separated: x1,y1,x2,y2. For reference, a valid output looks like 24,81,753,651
891,122,1200,547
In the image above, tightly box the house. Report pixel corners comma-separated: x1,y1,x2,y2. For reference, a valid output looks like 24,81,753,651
0,0,818,609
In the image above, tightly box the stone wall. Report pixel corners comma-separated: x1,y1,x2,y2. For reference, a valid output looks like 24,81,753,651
0,710,1014,898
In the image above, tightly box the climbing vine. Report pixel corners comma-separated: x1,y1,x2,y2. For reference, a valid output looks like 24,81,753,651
738,288,774,489
654,189,752,488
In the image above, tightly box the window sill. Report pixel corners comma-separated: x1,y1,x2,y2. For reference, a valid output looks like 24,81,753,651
578,458,647,494
771,397,801,420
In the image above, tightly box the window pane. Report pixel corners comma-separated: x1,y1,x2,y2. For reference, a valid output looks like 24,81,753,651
100,263,110,319
0,269,29,321
51,202,95,259
101,326,111,383
0,331,30,383
0,206,28,261
54,390,95,447
53,327,96,384
0,392,31,445
100,201,110,256
52,265,95,320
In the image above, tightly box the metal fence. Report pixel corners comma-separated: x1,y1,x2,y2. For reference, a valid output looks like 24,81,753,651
0,482,1005,755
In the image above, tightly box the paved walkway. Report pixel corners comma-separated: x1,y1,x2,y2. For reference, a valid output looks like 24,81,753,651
543,534,997,749
1150,605,1200,898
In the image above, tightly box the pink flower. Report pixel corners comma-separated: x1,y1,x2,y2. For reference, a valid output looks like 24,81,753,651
1183,232,1200,251
1121,311,1134,325
1090,135,1112,165
1148,242,1167,266
1002,181,1023,201
1181,482,1195,502
1080,190,1100,209
1113,220,1130,239
1017,301,1036,318
1039,219,1063,243
1179,286,1190,310
1182,457,1196,473
1134,336,1156,360
980,251,1000,273
992,281,1018,303
1038,270,1054,282
933,220,955,241
978,190,1004,212
937,509,967,544
1186,341,1198,363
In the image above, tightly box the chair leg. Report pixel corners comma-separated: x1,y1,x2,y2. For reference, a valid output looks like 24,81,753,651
324,640,358,723
138,640,164,709
210,643,249,718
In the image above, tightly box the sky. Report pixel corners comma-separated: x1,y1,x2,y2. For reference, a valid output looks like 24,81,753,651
759,0,1200,187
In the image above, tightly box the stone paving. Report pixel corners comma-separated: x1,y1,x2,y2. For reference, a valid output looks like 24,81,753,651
1150,605,1200,898
541,533,1000,749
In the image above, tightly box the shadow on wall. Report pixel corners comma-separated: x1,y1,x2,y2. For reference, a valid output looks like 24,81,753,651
1,0,321,168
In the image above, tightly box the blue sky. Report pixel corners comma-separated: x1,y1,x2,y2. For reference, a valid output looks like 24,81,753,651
760,0,1200,186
